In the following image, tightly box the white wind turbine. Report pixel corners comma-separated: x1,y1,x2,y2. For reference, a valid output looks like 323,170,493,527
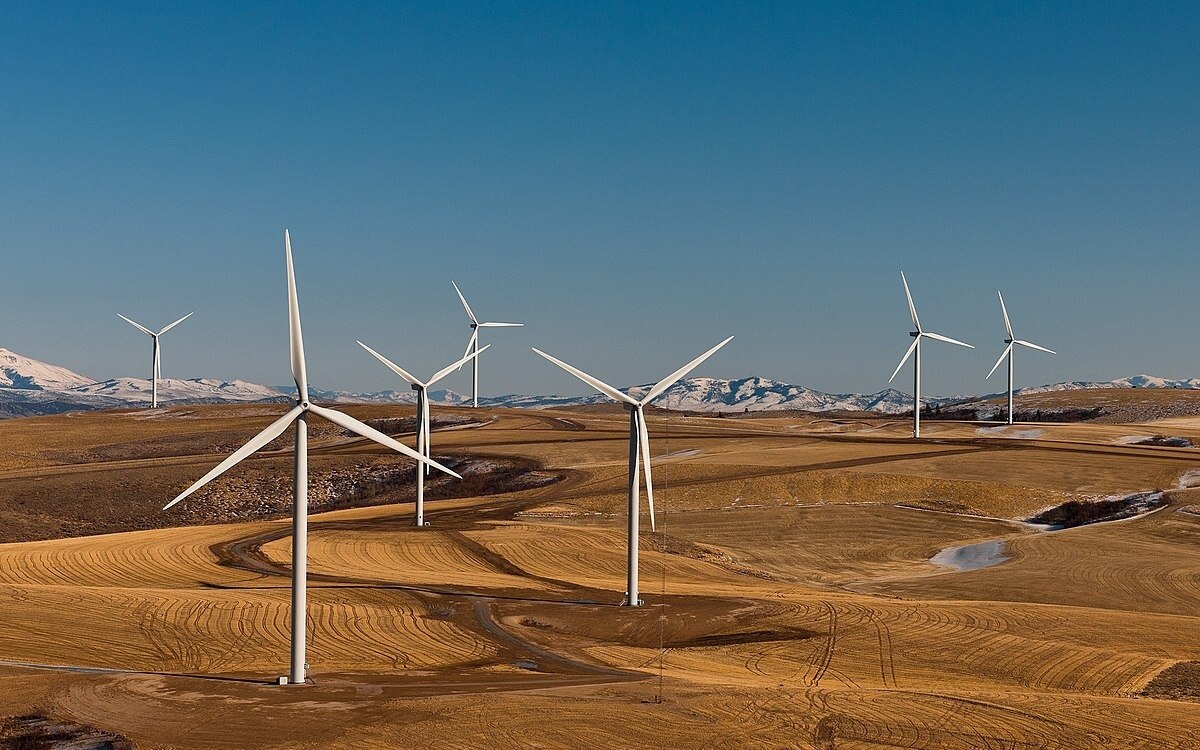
888,272,974,438
163,230,459,686
117,311,194,408
533,336,733,606
986,291,1056,425
355,341,489,527
451,281,523,407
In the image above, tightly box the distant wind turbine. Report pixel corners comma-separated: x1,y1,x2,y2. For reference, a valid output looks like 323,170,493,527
451,281,523,407
986,291,1056,425
888,272,974,438
117,312,193,408
163,230,459,686
533,336,733,606
356,341,488,527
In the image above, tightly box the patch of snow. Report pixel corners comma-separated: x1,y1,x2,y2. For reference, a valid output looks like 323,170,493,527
930,540,1008,572
1175,470,1200,490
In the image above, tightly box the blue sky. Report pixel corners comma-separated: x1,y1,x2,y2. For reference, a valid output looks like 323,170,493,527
1,3,1196,397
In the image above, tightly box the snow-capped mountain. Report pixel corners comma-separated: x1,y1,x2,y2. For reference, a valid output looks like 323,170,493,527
72,377,287,404
617,377,915,414
292,377,917,414
1017,374,1200,395
1,347,1199,419
0,348,94,390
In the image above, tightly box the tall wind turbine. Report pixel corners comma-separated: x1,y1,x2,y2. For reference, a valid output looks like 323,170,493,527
451,281,523,407
533,336,733,606
986,291,1056,425
117,312,193,408
356,341,488,527
888,272,974,438
163,230,459,686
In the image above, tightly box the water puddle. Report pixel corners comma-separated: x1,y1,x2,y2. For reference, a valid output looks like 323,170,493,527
929,540,1008,572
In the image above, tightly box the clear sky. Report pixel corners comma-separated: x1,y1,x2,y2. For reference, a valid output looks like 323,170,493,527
1,2,1196,398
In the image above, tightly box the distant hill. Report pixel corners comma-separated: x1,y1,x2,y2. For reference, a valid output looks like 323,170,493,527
0,347,1197,419
0,348,94,390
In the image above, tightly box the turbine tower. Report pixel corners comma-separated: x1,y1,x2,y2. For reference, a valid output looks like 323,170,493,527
533,336,732,606
451,281,523,407
888,272,974,438
986,291,1056,425
117,312,193,408
164,230,459,686
356,341,488,527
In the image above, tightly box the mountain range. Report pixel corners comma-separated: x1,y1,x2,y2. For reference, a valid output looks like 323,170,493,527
0,347,1196,419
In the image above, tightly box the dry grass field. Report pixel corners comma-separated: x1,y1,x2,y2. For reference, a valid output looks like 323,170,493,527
0,389,1197,748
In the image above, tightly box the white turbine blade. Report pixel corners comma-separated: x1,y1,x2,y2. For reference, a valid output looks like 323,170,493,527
1015,339,1056,355
451,281,478,325
641,336,734,405
158,312,194,336
427,344,490,387
356,341,423,387
459,329,479,370
307,404,461,478
986,344,1013,379
889,338,919,383
285,230,308,397
422,394,431,453
531,348,637,406
922,331,974,349
118,314,154,337
477,322,524,328
901,271,922,332
637,408,655,532
997,291,1013,339
422,393,432,476
164,405,303,509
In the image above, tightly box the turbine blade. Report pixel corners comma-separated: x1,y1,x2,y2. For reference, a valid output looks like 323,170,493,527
922,331,974,349
158,312,194,335
901,272,922,332
422,393,432,477
458,329,479,370
164,405,304,509
422,394,431,452
1015,339,1056,355
118,314,154,336
531,348,637,406
451,281,478,324
308,404,461,478
889,338,919,383
986,344,1013,379
997,290,1013,339
477,322,524,328
641,336,734,405
356,341,422,386
427,344,490,387
637,408,655,532
285,230,308,397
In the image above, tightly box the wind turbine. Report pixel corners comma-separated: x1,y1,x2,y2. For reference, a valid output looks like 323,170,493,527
986,291,1056,425
533,336,733,606
355,341,489,527
888,272,974,438
117,312,193,408
163,230,460,686
451,281,523,407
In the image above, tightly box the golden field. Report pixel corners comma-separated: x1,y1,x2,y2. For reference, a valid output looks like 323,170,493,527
0,391,1197,748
